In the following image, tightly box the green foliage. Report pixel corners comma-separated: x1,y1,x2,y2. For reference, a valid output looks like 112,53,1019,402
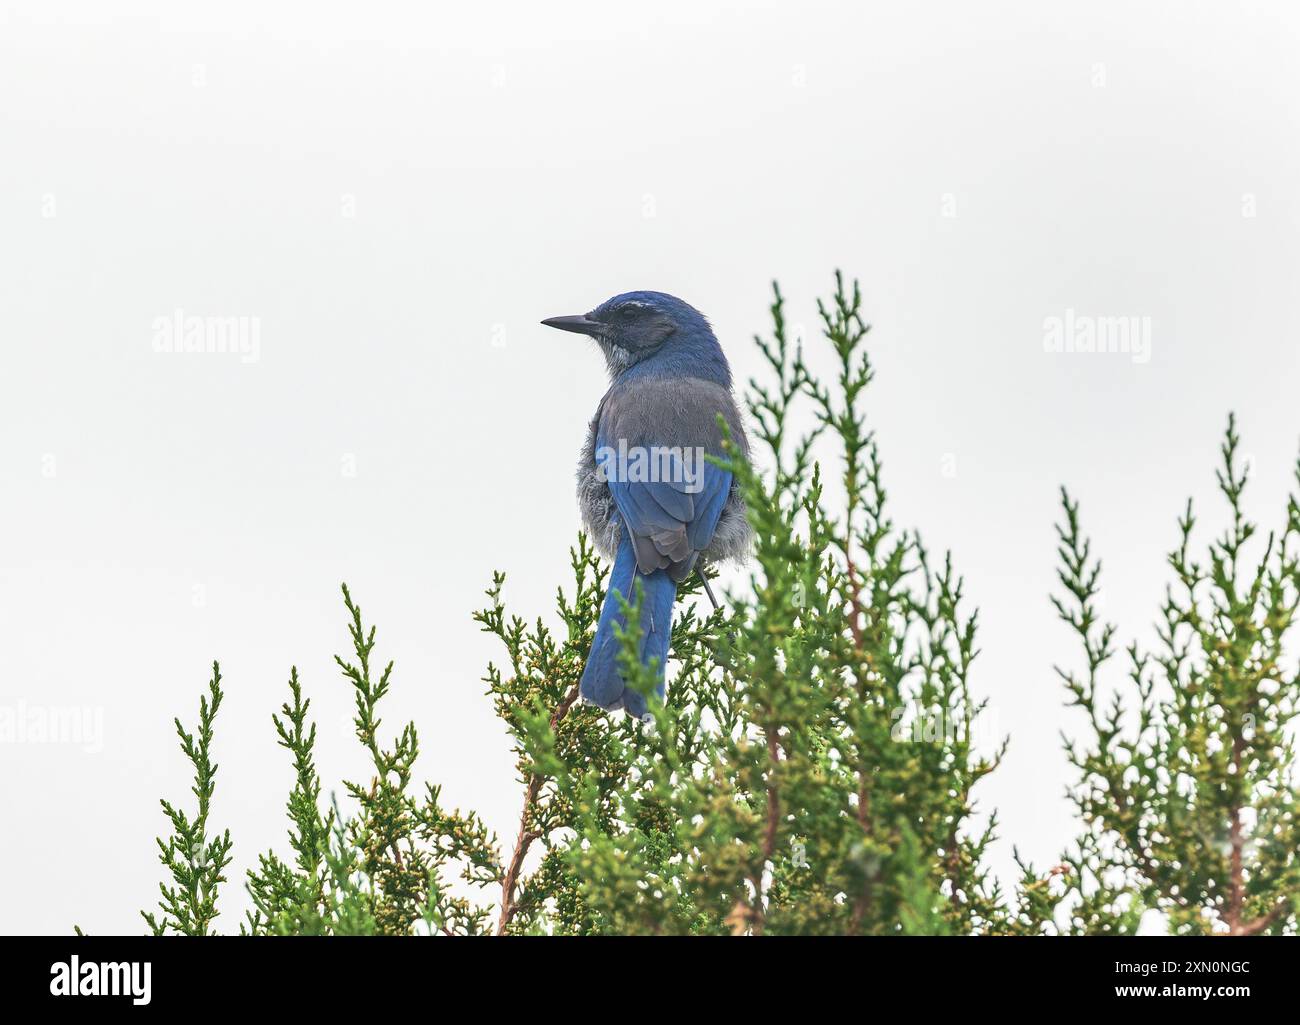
241,667,376,936
1047,417,1300,935
142,663,234,936
240,587,502,936
135,275,1299,936
534,275,1009,935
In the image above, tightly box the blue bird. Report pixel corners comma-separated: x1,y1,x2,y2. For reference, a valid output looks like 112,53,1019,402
542,292,752,720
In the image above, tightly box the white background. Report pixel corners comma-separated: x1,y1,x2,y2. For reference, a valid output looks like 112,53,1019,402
2,0,1298,933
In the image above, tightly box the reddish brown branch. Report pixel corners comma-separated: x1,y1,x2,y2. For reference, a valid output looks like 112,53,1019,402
1225,737,1245,934
844,556,866,652
849,777,872,933
496,782,542,935
747,728,782,937
1237,898,1291,936
495,682,580,935
763,732,781,862
844,544,876,933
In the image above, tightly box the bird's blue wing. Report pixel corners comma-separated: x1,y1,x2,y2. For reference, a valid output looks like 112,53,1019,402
604,456,731,580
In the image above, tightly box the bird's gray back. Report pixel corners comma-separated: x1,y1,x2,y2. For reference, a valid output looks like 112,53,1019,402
576,375,753,565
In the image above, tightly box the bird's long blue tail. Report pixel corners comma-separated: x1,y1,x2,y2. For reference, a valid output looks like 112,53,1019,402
580,532,677,718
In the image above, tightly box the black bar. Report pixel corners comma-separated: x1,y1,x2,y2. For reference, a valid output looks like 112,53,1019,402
0,935,1289,1013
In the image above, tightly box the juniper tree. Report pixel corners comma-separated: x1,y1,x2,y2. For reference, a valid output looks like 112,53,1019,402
520,275,1010,934
241,586,503,935
142,663,233,936
138,274,1077,935
1044,417,1300,935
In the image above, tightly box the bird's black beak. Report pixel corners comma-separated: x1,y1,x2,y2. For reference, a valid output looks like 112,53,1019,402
541,314,604,337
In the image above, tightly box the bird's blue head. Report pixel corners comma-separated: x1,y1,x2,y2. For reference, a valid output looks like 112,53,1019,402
541,291,726,381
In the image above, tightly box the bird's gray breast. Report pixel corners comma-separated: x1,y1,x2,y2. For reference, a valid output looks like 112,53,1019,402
577,416,622,559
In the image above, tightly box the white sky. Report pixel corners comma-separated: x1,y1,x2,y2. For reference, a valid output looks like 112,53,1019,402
2,0,1299,933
